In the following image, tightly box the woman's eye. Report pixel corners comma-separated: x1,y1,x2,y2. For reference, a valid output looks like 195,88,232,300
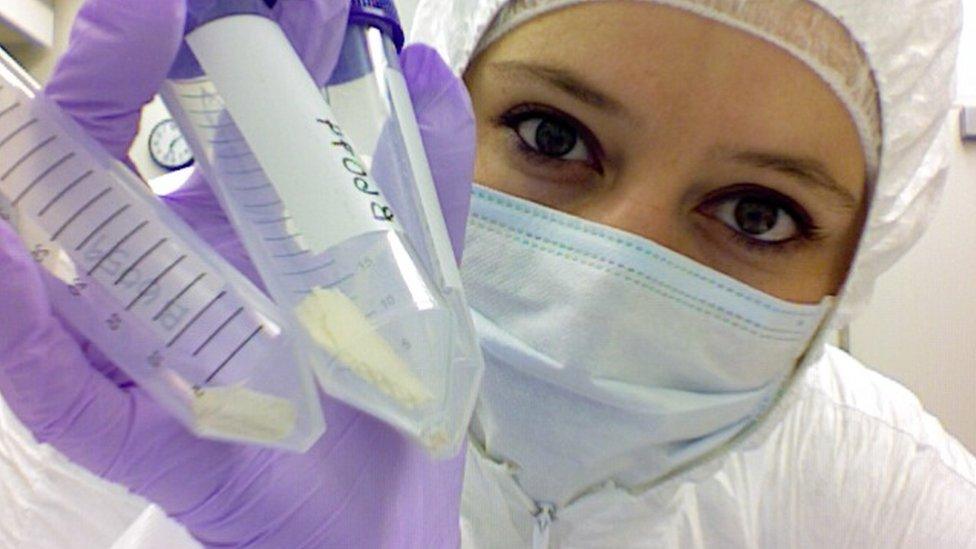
515,116,591,161
711,195,800,243
497,105,604,175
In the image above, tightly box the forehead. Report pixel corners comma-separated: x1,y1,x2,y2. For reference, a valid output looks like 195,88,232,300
475,2,866,190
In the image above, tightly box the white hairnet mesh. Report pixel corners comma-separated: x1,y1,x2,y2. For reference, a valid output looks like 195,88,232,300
410,0,962,327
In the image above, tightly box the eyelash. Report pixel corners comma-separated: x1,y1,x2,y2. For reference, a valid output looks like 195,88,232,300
493,105,824,254
496,104,605,174
729,229,806,254
698,185,824,253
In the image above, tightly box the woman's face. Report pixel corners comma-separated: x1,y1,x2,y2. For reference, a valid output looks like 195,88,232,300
464,2,867,303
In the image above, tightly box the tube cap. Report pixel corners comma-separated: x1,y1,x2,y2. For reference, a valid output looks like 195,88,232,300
184,0,274,33
349,0,405,50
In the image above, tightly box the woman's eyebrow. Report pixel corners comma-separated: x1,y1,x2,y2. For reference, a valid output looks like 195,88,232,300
728,150,859,209
488,60,627,115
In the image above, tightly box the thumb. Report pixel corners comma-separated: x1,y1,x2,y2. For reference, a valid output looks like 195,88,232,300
43,0,187,161
0,221,54,357
0,220,132,473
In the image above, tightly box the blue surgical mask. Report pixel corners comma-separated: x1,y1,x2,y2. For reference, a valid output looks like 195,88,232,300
460,185,830,507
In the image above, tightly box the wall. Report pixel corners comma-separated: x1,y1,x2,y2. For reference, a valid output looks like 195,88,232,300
0,0,54,47
3,0,79,83
849,0,976,452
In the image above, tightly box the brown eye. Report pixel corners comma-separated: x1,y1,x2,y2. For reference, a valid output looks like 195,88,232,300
497,104,605,176
516,116,590,161
714,196,799,242
735,198,780,235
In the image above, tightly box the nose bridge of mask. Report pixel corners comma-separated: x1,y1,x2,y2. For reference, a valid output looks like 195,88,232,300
463,185,831,392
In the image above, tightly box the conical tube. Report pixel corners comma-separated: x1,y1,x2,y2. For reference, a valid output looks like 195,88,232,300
162,0,482,456
0,46,324,452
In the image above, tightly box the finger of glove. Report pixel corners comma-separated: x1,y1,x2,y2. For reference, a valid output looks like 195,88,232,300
43,0,186,161
273,0,351,85
400,44,476,263
0,220,135,474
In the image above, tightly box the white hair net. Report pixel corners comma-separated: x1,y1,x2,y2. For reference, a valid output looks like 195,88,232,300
410,0,962,327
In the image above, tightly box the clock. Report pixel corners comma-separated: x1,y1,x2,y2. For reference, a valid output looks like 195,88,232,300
148,119,194,171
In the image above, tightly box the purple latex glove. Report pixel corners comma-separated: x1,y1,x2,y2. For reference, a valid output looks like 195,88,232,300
0,0,476,547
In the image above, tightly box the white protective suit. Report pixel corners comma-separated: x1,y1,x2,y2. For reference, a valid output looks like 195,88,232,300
2,0,976,547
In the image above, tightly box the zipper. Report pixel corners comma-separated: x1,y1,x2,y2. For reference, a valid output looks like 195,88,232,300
532,502,555,549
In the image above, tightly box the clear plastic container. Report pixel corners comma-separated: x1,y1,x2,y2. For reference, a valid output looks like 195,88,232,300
162,0,483,456
324,0,484,455
0,46,323,452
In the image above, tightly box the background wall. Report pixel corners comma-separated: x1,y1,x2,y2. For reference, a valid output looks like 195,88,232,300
1,0,973,452
848,0,976,452
3,0,78,83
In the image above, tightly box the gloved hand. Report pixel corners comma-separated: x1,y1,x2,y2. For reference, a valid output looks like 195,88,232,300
0,0,476,547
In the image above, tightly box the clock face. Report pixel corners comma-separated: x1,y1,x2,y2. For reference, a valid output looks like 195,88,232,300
149,119,194,170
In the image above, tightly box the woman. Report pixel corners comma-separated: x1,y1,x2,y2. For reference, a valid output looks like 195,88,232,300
0,0,973,547
423,1,976,545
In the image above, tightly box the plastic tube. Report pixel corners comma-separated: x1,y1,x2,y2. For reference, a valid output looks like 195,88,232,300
0,46,324,452
161,0,482,456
